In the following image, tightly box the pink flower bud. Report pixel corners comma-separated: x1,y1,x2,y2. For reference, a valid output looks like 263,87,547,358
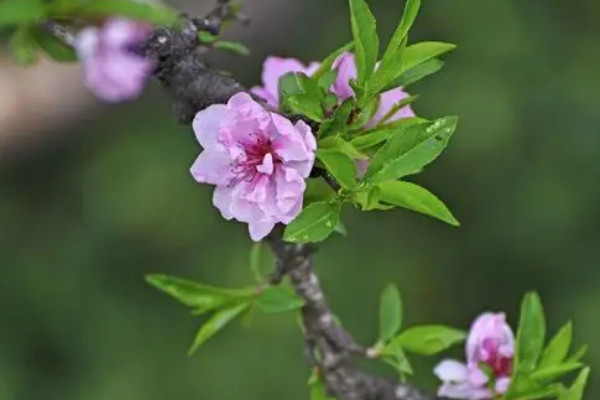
434,312,515,400
76,19,153,102
191,92,316,241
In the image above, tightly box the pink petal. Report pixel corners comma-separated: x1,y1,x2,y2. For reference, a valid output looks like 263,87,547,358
190,149,232,185
495,377,511,394
331,52,357,100
256,153,274,175
213,185,235,220
434,360,468,383
248,218,276,241
192,104,228,149
366,87,416,128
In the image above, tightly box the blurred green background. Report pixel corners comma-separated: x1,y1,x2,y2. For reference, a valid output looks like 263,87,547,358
1,0,600,399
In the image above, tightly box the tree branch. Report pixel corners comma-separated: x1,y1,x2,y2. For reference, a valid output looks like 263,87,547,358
44,1,442,398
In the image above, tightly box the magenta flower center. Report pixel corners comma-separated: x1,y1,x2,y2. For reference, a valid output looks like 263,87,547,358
480,338,513,378
230,134,280,183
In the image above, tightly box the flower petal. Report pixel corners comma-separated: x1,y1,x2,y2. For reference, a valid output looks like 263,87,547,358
190,149,233,185
366,87,415,128
192,104,228,149
434,360,468,383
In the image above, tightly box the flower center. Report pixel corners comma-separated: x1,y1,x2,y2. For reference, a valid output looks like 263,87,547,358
480,339,513,378
230,134,280,184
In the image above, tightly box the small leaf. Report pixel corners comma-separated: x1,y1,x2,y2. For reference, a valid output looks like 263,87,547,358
254,285,304,314
198,31,217,43
379,283,403,342
402,41,456,72
350,117,425,150
510,384,565,400
319,135,368,160
316,149,357,190
145,274,253,313
389,325,466,355
188,302,250,354
566,344,588,363
530,362,583,384
304,177,337,205
353,184,393,211
381,0,420,64
78,0,179,25
376,180,459,226
383,344,413,379
32,28,77,62
287,94,325,122
559,367,590,400
0,0,45,27
284,201,342,243
309,375,336,400
10,27,38,66
348,0,378,92
515,292,546,373
214,40,250,56
364,116,458,183
385,58,444,90
538,321,573,369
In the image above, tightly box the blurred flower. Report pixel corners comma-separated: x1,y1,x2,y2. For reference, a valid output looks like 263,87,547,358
434,312,514,400
191,92,316,241
76,19,153,102
331,51,415,127
250,57,320,108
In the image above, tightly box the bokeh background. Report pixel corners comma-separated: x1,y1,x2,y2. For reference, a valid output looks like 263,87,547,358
1,0,600,399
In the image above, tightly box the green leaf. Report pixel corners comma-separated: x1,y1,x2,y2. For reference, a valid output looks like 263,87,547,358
254,285,304,314
530,362,583,384
214,40,250,56
10,27,38,66
385,58,444,90
538,322,573,369
319,135,368,160
188,302,250,354
32,28,77,62
381,0,420,64
511,384,565,400
77,0,179,25
402,41,456,72
312,41,354,79
388,325,466,355
515,292,546,373
284,201,342,243
559,367,590,400
316,149,357,190
376,181,459,226
145,274,253,313
319,99,354,138
348,0,378,91
379,283,403,342
566,344,588,363
382,344,413,379
309,375,336,400
287,94,325,122
0,0,45,27
350,117,424,150
353,184,392,211
304,177,337,205
198,31,217,43
364,116,458,183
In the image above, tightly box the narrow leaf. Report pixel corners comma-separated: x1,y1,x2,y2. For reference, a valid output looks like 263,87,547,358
145,274,253,313
33,28,77,62
559,367,590,400
379,283,403,342
402,41,456,72
284,201,342,243
348,0,378,89
381,0,420,64
214,40,250,56
515,292,546,373
538,321,573,369
530,362,583,384
385,58,444,90
78,0,179,25
188,302,250,354
254,285,304,314
377,181,459,226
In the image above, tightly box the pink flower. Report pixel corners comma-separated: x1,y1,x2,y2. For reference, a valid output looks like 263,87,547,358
434,313,515,400
76,19,153,102
331,52,415,127
250,56,320,108
191,92,316,241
